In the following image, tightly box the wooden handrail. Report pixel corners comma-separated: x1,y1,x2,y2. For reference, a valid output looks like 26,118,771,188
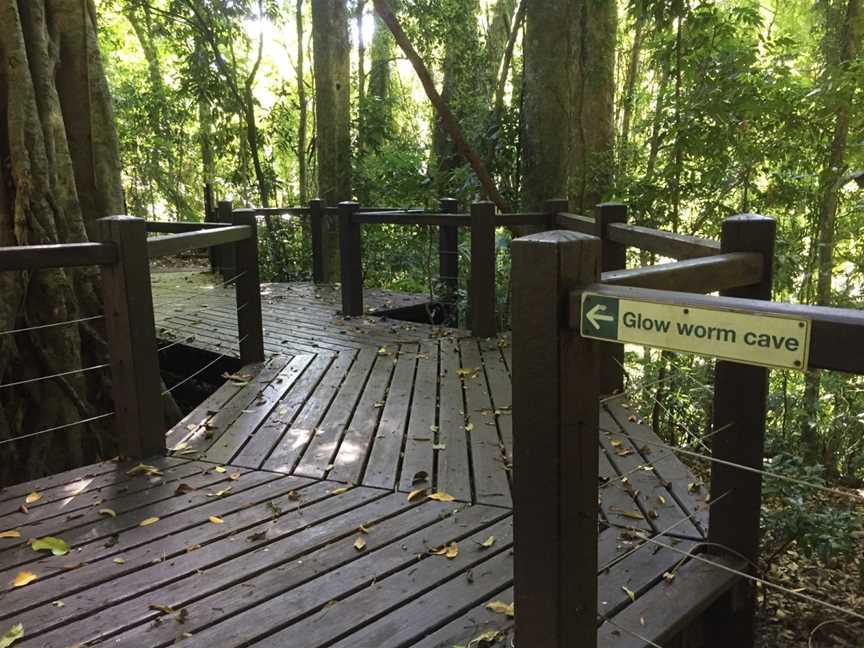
568,283,864,374
352,211,468,225
0,242,117,270
607,222,720,259
146,225,252,258
554,212,594,234
145,221,229,233
601,252,763,294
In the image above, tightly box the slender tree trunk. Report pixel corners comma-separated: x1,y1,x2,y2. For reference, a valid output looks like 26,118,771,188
356,0,367,155
296,0,308,205
802,0,863,463
312,0,352,281
619,10,647,161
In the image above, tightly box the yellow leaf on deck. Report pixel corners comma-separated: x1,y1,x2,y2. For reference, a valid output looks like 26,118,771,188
113,558,126,565
431,542,459,559
427,492,455,502
619,511,645,520
622,585,636,602
486,601,515,617
208,516,225,525
31,537,69,557
464,422,474,432
12,571,37,588
139,517,160,527
228,472,241,481
0,623,23,648
407,488,427,502
353,537,366,551
480,535,496,549
98,508,117,518
214,466,227,474
332,486,351,495
0,531,21,540
24,492,41,505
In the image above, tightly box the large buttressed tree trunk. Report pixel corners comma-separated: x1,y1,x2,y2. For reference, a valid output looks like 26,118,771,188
0,0,124,484
520,0,616,212
312,0,352,282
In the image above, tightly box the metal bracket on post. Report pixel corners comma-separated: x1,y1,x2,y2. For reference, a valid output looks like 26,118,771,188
511,229,601,648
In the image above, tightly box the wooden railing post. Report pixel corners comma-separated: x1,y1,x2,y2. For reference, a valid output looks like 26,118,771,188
511,230,601,648
338,201,363,316
470,201,496,337
98,216,165,459
309,198,325,283
544,198,568,230
217,200,236,281
204,184,217,273
438,197,459,304
594,203,628,395
231,209,265,365
706,214,776,648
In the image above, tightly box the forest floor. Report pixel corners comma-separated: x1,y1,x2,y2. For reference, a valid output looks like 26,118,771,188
755,495,864,648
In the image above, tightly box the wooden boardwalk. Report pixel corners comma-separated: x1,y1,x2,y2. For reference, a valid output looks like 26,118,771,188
151,272,454,358
0,283,739,647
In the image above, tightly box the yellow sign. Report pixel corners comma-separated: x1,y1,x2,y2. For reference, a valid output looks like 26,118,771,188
580,293,811,370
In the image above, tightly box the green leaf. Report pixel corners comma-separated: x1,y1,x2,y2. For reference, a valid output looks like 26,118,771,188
31,537,70,557
0,623,23,648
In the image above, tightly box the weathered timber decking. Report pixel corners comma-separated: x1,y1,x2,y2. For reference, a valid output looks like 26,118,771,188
1,292,739,646
151,272,457,358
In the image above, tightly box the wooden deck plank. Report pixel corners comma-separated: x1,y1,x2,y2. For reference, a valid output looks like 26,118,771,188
293,348,377,478
204,354,317,464
460,338,511,507
233,353,335,468
606,401,710,535
408,587,515,648
598,448,652,533
436,337,472,501
262,352,356,473
362,344,418,489
327,348,398,484
479,337,513,462
397,340,440,493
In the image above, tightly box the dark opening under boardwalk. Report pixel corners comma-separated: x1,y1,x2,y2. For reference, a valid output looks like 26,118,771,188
0,333,731,647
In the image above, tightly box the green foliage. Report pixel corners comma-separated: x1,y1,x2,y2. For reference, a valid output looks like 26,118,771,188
761,453,861,564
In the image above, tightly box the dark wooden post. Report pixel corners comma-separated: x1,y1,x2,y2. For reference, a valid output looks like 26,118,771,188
544,198,569,230
470,201,496,337
438,197,459,302
706,214,776,648
217,200,236,281
309,198,325,283
231,209,266,365
98,216,165,459
338,201,363,316
594,203,628,395
511,230,602,648
204,184,217,273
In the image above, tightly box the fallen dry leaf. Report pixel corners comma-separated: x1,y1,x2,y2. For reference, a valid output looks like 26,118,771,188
208,516,225,525
0,623,23,648
407,488,427,502
24,492,41,505
0,531,21,540
126,464,162,478
353,537,366,552
486,600,515,617
98,508,117,518
332,486,351,495
174,483,196,495
427,492,455,502
12,571,37,588
214,466,227,474
139,517,160,527
431,542,459,559
622,585,636,602
228,472,241,481
479,535,496,549
113,558,126,565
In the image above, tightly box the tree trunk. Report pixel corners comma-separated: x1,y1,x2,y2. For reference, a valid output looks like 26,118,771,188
0,0,122,484
365,2,395,150
296,0,309,205
802,0,862,464
618,10,647,163
312,0,352,282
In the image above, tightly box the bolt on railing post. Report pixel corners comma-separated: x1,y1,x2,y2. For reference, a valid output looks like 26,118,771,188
469,201,497,338
338,201,363,317
231,209,265,365
594,202,628,395
511,229,601,648
705,214,776,648
438,198,459,311
309,198,325,283
544,198,569,230
216,200,235,281
97,216,165,459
